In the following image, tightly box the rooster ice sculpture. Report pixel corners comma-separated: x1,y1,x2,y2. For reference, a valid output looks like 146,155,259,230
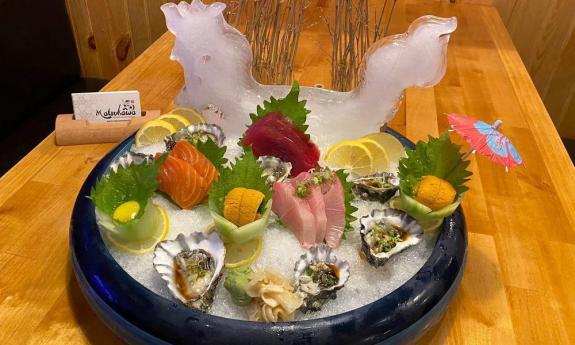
161,0,457,149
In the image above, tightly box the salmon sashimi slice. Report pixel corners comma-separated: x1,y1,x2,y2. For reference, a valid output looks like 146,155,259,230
322,176,346,248
156,154,207,209
170,140,219,187
272,181,317,248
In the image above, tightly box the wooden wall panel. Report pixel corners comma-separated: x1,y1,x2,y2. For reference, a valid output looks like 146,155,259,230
64,0,101,77
501,0,575,139
126,0,152,56
65,0,168,79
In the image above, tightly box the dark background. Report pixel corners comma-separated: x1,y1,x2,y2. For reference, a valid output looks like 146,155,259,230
0,0,107,176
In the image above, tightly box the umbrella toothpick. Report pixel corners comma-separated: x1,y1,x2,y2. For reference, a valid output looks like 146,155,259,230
461,149,475,160
448,113,522,169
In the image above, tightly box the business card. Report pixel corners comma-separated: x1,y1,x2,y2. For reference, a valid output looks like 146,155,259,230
72,91,142,122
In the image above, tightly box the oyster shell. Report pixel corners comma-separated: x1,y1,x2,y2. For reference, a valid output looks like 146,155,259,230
109,151,154,174
352,172,399,203
164,123,225,150
359,208,423,267
293,244,350,313
153,232,225,311
257,156,292,183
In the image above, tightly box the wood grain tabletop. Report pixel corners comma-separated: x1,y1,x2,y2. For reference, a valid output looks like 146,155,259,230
1,2,575,344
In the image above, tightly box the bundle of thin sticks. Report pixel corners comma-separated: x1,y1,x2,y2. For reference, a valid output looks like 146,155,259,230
323,0,397,91
215,0,397,90
223,0,308,85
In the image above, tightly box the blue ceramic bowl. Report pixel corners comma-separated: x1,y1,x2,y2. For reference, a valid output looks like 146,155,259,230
70,128,467,345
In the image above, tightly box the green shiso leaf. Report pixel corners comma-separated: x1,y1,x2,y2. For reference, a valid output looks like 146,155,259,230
224,266,253,306
89,155,166,219
208,149,271,214
190,138,228,173
398,133,472,198
249,80,311,134
335,169,358,237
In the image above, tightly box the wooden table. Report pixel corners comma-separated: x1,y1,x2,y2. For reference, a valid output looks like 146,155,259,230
2,2,575,344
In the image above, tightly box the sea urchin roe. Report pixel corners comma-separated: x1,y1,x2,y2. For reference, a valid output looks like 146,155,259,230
368,223,404,254
112,201,140,224
413,175,456,210
174,249,214,301
223,187,265,226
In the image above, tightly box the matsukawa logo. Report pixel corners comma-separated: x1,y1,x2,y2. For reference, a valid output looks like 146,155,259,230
96,99,137,119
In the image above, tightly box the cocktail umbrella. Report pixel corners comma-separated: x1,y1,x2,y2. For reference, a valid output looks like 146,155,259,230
447,113,523,171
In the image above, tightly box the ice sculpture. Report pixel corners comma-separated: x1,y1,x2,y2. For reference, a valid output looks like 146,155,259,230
161,0,457,149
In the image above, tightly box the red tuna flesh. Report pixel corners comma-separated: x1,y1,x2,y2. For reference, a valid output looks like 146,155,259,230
243,112,320,176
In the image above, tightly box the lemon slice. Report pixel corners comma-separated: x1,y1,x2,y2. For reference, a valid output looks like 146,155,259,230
168,107,206,125
135,119,177,147
157,114,191,131
105,205,169,254
357,137,390,172
224,237,263,268
362,132,406,165
324,140,374,176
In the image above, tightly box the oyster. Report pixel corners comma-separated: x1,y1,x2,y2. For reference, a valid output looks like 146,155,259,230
153,232,225,311
257,156,292,183
359,208,423,267
293,244,350,313
165,123,225,150
109,151,154,173
352,172,399,203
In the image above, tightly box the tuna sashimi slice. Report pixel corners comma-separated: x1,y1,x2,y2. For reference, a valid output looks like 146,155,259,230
243,112,320,176
323,176,346,248
272,181,317,248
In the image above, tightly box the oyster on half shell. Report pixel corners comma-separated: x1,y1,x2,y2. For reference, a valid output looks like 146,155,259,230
153,232,225,311
164,123,225,150
257,156,292,183
359,208,424,268
352,172,399,203
293,244,350,313
108,151,154,174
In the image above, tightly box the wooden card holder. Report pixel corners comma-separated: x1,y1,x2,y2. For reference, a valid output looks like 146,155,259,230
55,110,161,146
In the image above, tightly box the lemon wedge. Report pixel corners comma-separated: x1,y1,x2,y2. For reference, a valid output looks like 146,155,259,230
135,119,176,147
224,237,263,268
357,137,390,172
362,132,406,165
168,107,206,125
105,205,169,254
157,114,191,131
324,140,374,176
